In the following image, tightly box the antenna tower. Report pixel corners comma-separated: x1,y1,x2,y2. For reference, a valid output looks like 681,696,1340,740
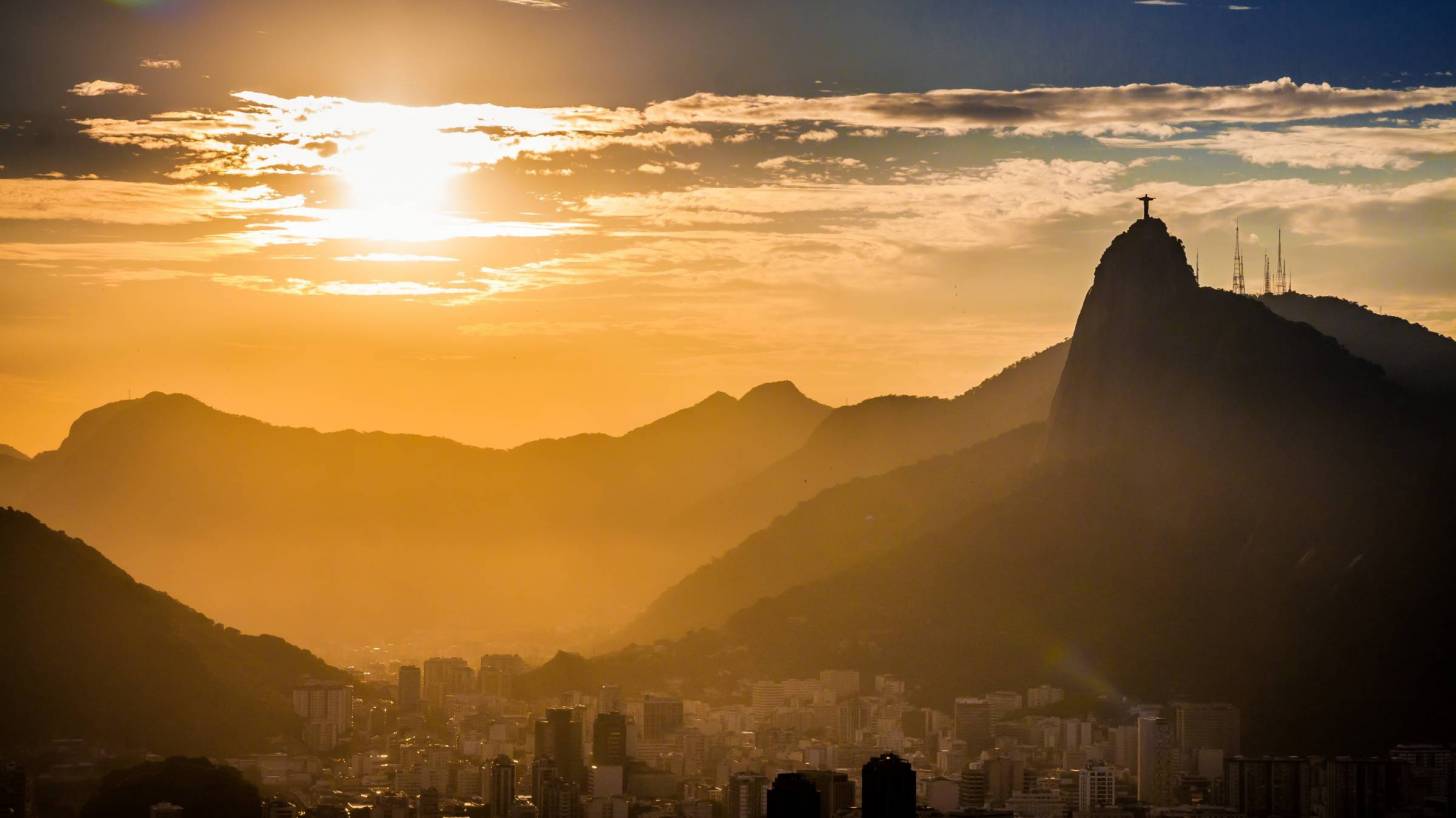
1232,222,1246,295
1275,229,1288,294
1195,252,1200,285
1263,252,1271,295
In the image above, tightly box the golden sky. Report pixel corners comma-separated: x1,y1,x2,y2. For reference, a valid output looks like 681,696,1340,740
3,1,1455,454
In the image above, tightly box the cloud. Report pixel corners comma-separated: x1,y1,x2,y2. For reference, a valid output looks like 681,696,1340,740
1104,119,1456,170
637,161,701,174
495,0,565,7
0,178,294,224
1227,5,1257,10
1134,1,1185,5
139,58,182,70
796,128,839,143
74,92,709,180
69,80,144,97
334,253,459,263
643,78,1456,137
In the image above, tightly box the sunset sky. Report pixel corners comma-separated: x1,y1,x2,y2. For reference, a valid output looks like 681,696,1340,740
3,0,1454,455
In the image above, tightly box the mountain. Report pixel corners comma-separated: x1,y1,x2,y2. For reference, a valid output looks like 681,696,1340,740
0,507,342,755
672,342,1069,553
615,423,1047,645
526,219,1456,753
0,383,831,651
0,444,27,461
1260,291,1456,396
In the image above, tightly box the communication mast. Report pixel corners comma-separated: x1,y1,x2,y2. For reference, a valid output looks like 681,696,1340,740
1263,252,1271,295
1195,252,1200,285
1275,229,1289,294
1232,222,1246,295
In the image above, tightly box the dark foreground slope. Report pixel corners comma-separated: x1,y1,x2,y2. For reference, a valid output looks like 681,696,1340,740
531,219,1456,753
0,507,343,755
617,423,1047,644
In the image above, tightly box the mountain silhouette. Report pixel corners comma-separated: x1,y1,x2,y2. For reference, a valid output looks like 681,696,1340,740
522,219,1456,754
0,444,27,461
0,384,830,650
1260,291,1456,396
0,507,342,754
668,343,1069,560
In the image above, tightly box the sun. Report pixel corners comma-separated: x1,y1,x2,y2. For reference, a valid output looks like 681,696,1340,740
335,123,459,213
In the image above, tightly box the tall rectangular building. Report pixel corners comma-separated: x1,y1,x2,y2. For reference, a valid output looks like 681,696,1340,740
727,772,768,818
954,698,994,757
398,665,421,713
1137,716,1177,806
642,694,683,740
1173,701,1241,757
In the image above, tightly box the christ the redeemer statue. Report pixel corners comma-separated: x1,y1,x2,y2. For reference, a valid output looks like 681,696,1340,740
1138,194,1154,219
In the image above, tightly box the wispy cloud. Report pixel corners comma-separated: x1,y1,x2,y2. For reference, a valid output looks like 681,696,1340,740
495,0,566,8
69,80,144,97
644,78,1456,137
1103,119,1456,170
0,178,293,224
139,58,182,70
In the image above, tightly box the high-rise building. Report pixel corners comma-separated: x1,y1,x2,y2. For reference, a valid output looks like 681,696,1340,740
959,764,988,809
642,694,683,740
591,712,628,766
1319,756,1411,818
1225,756,1312,817
727,772,768,818
1,761,31,818
597,684,623,715
955,698,994,757
532,758,559,808
1026,685,1065,709
399,665,422,713
985,691,1024,722
800,770,852,818
422,657,472,711
292,681,353,752
1137,717,1177,806
819,669,861,698
535,707,585,788
479,655,527,698
1390,744,1455,808
766,773,820,818
1173,702,1241,757
490,755,516,817
587,765,623,799
1077,765,1116,812
862,753,915,818
751,681,786,717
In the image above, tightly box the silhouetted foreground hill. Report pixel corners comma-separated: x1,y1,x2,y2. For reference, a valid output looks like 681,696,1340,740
1260,291,1456,395
525,219,1456,754
0,508,342,755
0,383,832,648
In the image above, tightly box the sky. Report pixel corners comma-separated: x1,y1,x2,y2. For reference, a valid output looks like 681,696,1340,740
2,0,1454,455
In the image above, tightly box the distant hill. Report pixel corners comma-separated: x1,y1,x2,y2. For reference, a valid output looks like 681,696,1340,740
1260,291,1456,395
673,342,1069,552
526,219,1456,754
0,444,27,461
0,382,830,650
0,507,342,755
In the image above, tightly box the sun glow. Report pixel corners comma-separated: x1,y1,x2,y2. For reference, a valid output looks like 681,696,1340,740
335,121,461,213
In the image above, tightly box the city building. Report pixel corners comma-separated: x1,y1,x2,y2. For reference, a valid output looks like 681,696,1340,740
1137,716,1177,806
642,694,683,740
727,772,768,818
1077,765,1116,812
955,698,995,757
490,755,516,816
862,753,915,818
1173,702,1242,757
591,712,627,766
766,772,820,818
398,665,422,713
